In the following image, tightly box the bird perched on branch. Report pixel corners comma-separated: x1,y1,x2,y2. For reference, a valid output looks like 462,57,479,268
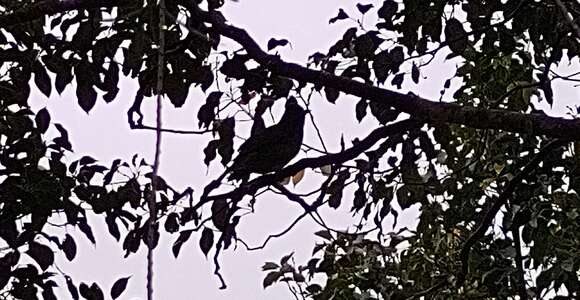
228,97,307,182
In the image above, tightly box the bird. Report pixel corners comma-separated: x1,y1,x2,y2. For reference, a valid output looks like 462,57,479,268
228,97,306,182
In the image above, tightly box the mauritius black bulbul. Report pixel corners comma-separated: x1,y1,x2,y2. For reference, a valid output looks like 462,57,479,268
229,97,306,181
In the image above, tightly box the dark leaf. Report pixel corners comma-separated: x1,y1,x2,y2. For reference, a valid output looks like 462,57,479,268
103,159,121,185
79,282,104,300
33,61,51,97
79,156,97,165
324,87,339,103
172,229,194,258
62,234,77,261
263,271,281,288
164,212,179,233
267,38,290,51
355,99,368,122
26,242,54,271
56,68,73,94
391,73,404,89
197,91,223,128
105,214,120,241
411,63,420,84
77,83,97,113
378,0,397,20
35,108,50,133
110,276,130,299
329,8,349,24
217,117,235,165
211,199,229,231
314,230,333,241
445,18,468,54
199,227,214,257
373,50,392,83
203,140,219,166
164,74,190,107
262,262,279,271
280,252,294,265
78,217,96,245
356,3,373,14
66,276,79,300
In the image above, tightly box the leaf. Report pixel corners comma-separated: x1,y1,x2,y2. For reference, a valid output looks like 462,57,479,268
355,99,368,122
79,156,97,165
372,50,392,84
172,229,194,258
378,0,397,20
79,282,104,300
105,214,120,241
55,68,73,94
66,276,79,300
329,8,349,24
445,18,468,54
77,83,97,113
267,38,290,51
314,230,333,241
203,140,219,166
211,199,229,231
292,169,305,185
199,227,214,257
35,107,50,133
26,242,54,271
217,117,235,165
391,73,404,89
110,276,130,299
164,212,179,233
62,234,77,261
33,61,51,97
324,87,339,103
411,63,420,84
263,271,281,288
280,252,294,265
261,262,280,271
306,284,322,294
78,217,96,245
357,3,373,14
164,74,190,107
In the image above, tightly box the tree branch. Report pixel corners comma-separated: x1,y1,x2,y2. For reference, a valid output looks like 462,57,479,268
4,1,580,140
192,8,580,141
457,139,568,286
199,119,421,206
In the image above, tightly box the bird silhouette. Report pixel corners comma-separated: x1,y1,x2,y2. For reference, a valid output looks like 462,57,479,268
229,97,306,182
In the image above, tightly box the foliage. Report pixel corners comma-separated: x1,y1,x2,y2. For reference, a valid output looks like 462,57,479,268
0,0,579,299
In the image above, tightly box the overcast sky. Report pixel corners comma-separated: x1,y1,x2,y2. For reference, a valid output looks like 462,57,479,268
26,0,579,299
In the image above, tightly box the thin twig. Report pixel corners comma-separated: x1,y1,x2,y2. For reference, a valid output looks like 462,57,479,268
147,1,166,299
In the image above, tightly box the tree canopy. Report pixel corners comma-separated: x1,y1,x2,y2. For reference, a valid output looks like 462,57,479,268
1,0,580,299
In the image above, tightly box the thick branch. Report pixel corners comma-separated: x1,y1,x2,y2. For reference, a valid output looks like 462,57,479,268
195,9,580,141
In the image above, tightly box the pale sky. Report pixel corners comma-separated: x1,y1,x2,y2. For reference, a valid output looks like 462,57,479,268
27,0,579,299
